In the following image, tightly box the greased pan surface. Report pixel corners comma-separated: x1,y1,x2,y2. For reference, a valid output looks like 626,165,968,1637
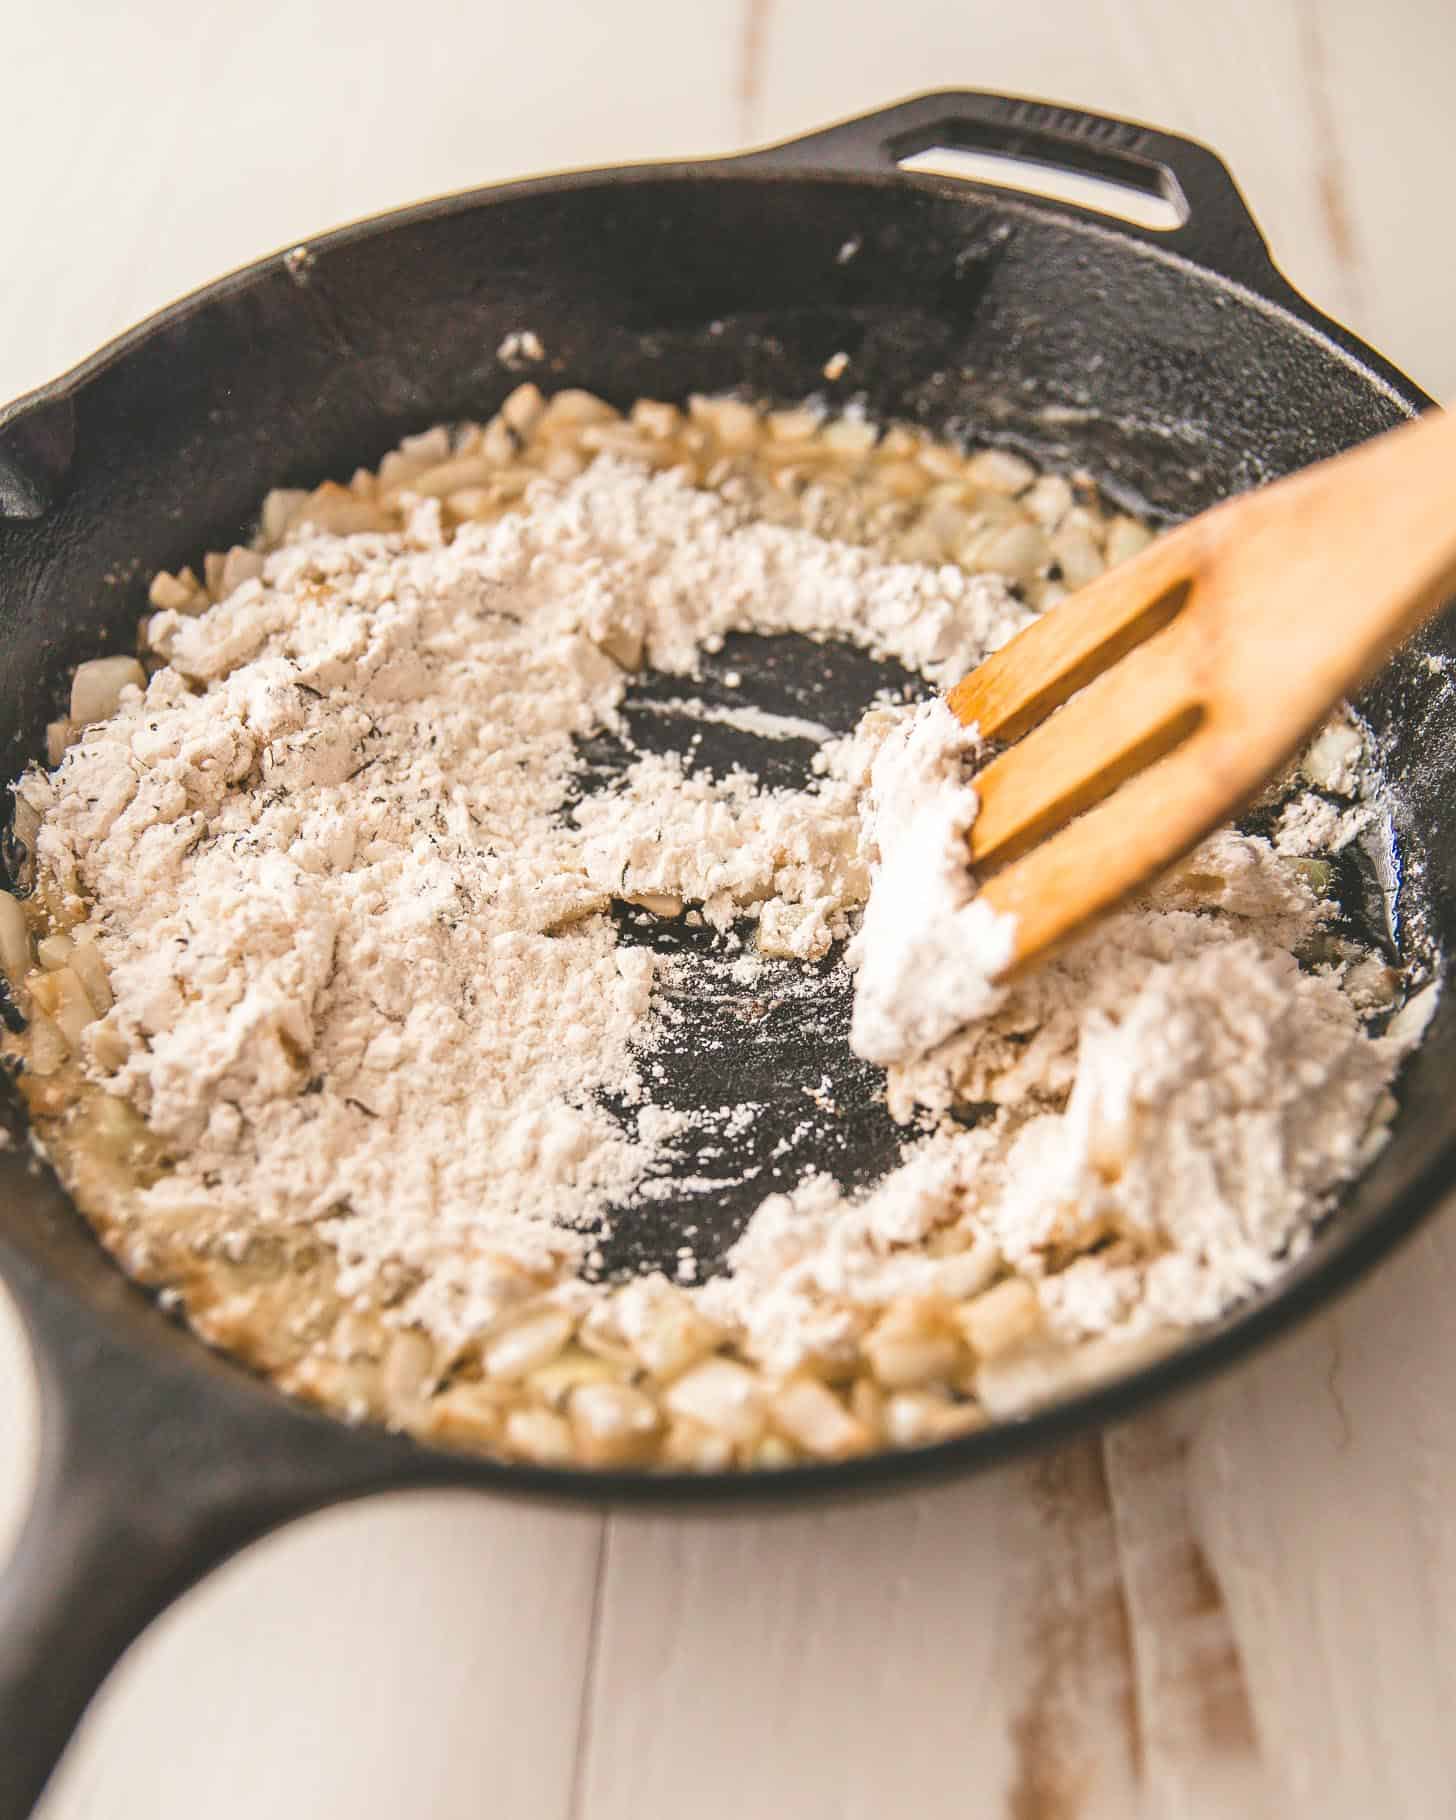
0,92,1451,1819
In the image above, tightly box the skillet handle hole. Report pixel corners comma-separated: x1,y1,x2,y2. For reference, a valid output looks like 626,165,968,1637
897,144,1186,233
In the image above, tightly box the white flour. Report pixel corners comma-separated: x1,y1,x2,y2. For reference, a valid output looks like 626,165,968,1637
636,698,836,743
16,456,1420,1363
701,713,1417,1364
846,699,1016,1064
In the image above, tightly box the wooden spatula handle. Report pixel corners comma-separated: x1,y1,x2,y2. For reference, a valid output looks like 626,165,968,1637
1184,404,1456,771
954,404,1456,975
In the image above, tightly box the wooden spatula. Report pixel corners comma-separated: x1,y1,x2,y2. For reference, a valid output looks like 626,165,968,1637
945,404,1456,976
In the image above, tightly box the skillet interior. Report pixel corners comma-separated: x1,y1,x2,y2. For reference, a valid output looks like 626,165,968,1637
1,163,1452,1496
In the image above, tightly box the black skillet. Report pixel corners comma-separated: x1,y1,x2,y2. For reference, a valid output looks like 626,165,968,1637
2,89,1453,1817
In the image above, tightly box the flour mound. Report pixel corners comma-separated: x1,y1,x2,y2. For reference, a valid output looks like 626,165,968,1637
19,455,1421,1363
25,462,1029,1345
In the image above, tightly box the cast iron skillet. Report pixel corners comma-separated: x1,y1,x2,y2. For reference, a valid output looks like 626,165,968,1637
1,89,1453,1816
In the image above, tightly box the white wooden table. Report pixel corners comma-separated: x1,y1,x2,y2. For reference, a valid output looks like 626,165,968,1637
4,3,1456,1813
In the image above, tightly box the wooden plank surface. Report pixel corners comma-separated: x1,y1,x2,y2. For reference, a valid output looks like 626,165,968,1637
3,2,1455,1814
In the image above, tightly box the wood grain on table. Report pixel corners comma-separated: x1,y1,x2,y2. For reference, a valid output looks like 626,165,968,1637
3,2,1454,1814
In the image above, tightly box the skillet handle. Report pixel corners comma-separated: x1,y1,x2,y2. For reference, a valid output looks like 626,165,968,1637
739,89,1288,297
0,1233,415,1819
0,1433,236,1820
0,1349,248,1819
